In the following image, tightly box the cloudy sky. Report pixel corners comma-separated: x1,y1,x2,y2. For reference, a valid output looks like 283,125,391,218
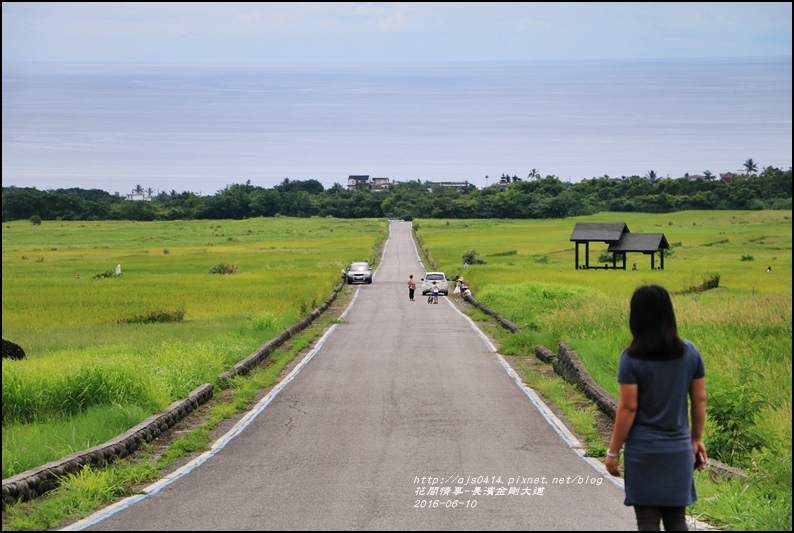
3,2,791,64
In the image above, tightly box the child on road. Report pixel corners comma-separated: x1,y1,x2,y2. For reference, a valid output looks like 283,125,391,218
453,279,462,301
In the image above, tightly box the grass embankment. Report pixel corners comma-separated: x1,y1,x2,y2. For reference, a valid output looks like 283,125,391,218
2,216,387,480
2,323,327,531
415,210,792,531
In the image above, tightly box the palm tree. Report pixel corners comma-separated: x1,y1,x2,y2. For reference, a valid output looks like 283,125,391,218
645,170,658,183
527,168,540,181
133,184,144,195
145,187,155,197
744,158,758,176
703,170,715,181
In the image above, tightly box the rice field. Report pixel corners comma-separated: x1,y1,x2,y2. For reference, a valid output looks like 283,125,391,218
414,211,791,436
2,216,388,478
414,210,792,530
2,211,791,529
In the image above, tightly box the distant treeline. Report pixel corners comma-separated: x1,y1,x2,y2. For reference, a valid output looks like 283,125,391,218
2,167,791,222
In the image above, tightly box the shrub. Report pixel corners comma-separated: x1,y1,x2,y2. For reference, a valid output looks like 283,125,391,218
117,306,186,324
29,215,42,225
707,385,767,467
597,252,624,263
741,255,755,261
209,262,238,274
462,249,487,265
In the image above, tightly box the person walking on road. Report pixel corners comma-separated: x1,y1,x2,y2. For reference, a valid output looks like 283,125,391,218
453,278,462,301
606,284,707,531
408,274,416,301
432,281,439,304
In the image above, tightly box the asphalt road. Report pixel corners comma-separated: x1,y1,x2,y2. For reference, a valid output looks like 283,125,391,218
67,220,637,531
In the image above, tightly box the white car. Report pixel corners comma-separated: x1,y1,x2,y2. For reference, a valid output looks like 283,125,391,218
345,262,373,284
421,272,449,295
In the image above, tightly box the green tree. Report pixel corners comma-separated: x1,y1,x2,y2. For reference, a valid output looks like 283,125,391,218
249,189,282,217
198,183,254,219
546,190,584,217
109,199,158,221
133,184,144,195
758,166,792,199
744,158,758,176
621,176,653,198
2,187,48,221
275,178,325,195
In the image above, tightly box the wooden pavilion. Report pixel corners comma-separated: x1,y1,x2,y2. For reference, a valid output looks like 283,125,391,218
608,233,670,270
569,222,670,270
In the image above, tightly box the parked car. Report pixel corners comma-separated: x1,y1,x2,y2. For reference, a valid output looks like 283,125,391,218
345,262,372,284
421,272,449,295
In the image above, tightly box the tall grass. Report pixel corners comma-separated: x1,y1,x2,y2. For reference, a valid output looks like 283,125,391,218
2,217,388,479
2,404,152,483
1,323,330,531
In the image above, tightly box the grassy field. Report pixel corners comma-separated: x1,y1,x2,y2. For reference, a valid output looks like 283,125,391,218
2,211,791,530
414,210,792,530
2,216,388,478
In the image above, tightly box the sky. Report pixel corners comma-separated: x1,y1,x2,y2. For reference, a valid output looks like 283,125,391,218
2,3,791,194
2,2,792,64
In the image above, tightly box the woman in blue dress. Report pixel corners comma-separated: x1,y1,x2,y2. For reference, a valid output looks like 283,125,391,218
605,285,707,531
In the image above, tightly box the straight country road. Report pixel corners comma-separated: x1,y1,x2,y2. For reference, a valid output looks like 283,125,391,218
68,221,637,531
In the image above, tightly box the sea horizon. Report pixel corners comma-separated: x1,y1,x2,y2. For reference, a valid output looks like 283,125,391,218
2,57,791,196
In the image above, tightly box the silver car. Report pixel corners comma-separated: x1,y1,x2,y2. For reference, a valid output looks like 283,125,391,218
346,262,372,284
421,272,449,295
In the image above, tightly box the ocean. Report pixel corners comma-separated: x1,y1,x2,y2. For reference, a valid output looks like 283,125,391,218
2,58,791,196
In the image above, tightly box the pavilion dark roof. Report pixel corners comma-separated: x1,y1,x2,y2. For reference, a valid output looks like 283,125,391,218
569,222,629,243
608,233,669,252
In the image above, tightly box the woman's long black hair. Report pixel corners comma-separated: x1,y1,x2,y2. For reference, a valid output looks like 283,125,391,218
626,285,685,361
